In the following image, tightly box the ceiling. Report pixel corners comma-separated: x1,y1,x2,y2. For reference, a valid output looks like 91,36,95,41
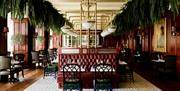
48,0,127,31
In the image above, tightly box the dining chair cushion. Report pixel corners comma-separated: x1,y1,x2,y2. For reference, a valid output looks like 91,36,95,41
0,71,10,75
64,82,81,89
95,83,112,88
96,79,110,83
93,79,112,89
65,78,80,83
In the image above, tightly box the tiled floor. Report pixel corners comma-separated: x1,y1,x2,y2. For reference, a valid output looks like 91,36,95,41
25,72,161,91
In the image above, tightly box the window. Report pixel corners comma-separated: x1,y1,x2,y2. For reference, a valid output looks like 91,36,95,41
62,34,77,48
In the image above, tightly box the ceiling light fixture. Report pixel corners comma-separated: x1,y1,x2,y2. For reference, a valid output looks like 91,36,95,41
100,25,116,37
100,12,117,37
82,20,95,29
80,0,97,48
61,25,78,37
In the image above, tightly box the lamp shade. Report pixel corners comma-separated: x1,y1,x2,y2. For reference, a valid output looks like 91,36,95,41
108,25,116,33
82,20,95,29
61,25,78,37
101,29,111,37
100,25,116,37
61,25,71,33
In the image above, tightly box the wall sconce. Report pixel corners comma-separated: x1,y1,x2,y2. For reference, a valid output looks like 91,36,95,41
141,31,148,39
61,25,78,37
0,27,8,36
3,27,9,32
0,27,8,38
33,32,38,38
0,27,9,33
171,26,180,36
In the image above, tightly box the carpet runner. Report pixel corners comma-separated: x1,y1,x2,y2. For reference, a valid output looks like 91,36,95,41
24,73,161,91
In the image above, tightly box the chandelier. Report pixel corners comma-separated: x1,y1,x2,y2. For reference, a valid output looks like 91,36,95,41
81,0,96,29
80,0,97,48
82,20,95,29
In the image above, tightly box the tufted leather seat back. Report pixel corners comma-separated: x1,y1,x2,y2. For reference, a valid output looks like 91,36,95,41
59,54,117,72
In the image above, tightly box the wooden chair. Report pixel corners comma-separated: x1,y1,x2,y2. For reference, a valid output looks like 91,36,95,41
52,48,57,60
44,63,58,79
31,51,39,68
117,57,134,83
0,56,14,82
39,50,49,67
48,49,54,62
13,53,25,79
94,63,113,91
157,55,176,79
63,63,82,91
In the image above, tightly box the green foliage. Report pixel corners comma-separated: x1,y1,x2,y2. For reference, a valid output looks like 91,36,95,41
11,33,24,45
36,36,44,44
170,0,179,19
28,0,66,32
113,0,179,36
0,0,72,33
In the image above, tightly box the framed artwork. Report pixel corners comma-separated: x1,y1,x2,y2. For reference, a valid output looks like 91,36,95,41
152,18,166,52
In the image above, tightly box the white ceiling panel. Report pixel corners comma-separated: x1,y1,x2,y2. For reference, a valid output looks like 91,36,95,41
48,0,127,30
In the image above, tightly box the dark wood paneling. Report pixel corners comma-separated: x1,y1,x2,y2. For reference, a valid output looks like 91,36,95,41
176,56,180,80
102,14,180,80
27,23,35,67
103,35,122,48
45,30,49,50
144,28,150,52
142,37,145,51
53,33,60,48
113,15,180,80
128,38,133,50
0,17,7,55
144,36,148,51
173,16,180,79
0,32,7,55
166,16,176,55
175,36,180,55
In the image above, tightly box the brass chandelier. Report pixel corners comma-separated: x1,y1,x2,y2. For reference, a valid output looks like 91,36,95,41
80,0,97,48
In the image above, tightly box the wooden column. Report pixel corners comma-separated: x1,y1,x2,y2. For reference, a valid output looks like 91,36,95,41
0,17,7,55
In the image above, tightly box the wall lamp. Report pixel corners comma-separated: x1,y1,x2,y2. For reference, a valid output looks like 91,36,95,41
33,32,38,38
141,31,148,39
171,26,180,36
0,27,9,33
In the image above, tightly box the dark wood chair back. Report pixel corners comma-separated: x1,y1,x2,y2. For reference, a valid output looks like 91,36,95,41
94,63,113,90
63,63,81,90
13,53,24,63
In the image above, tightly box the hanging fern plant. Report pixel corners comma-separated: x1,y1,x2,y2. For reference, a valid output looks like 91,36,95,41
112,0,179,36
0,0,72,33
169,0,179,19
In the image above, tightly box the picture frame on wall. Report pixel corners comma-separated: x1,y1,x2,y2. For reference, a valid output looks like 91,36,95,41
152,18,166,52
